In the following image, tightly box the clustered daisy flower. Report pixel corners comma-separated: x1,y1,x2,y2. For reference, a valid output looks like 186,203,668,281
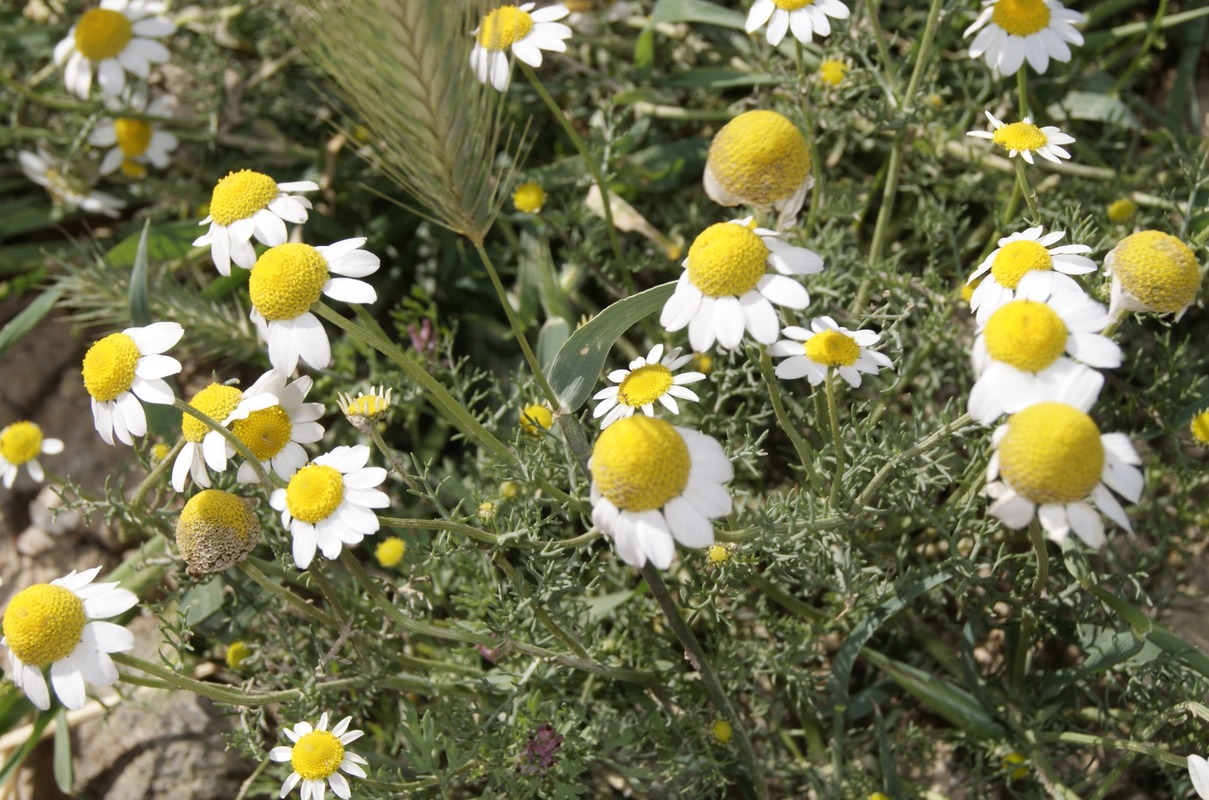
470,3,573,92
193,170,320,276
231,372,326,484
53,0,174,100
967,111,1074,165
592,344,706,429
0,421,64,488
966,225,1096,324
768,316,892,388
703,110,813,224
87,95,179,178
270,712,368,800
964,0,1085,76
19,148,126,218
1,567,137,710
173,381,263,492
745,0,851,47
81,321,183,446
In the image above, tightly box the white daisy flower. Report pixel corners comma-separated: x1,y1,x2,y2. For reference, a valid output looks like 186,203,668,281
1190,754,1209,800
1103,230,1202,320
969,273,1119,424
660,217,823,352
270,445,389,570
967,225,1096,324
703,110,814,226
985,369,1143,549
19,148,126,218
745,0,851,47
470,3,573,92
767,316,893,388
230,372,325,484
88,95,179,178
1,567,137,711
589,416,733,569
248,239,380,373
337,385,393,428
53,0,174,100
964,0,1085,76
193,170,319,276
592,344,706,429
172,381,279,492
81,321,183,446
269,712,368,800
967,111,1075,165
0,421,64,488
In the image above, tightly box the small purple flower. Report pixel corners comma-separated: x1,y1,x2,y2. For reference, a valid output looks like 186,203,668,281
407,319,436,355
518,723,563,775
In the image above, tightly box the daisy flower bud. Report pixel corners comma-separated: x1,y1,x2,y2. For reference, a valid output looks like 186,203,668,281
513,181,546,214
1103,230,1201,320
519,404,554,436
1191,411,1209,445
704,111,813,225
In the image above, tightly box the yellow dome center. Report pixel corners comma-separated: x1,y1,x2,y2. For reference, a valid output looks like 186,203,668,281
232,405,293,461
519,404,553,436
74,8,133,62
2,584,87,666
983,300,1067,373
804,330,860,367
998,402,1104,504
1192,411,1209,445
512,182,545,213
1109,230,1201,313
121,159,147,179
773,0,814,9
591,416,690,512
707,110,812,208
990,0,1051,36
291,730,345,781
375,536,407,568
249,244,330,321
114,118,153,157
82,332,141,402
0,421,44,466
992,122,1047,153
176,489,260,576
618,364,674,407
209,170,280,227
990,240,1052,289
346,394,388,418
182,384,244,443
687,223,769,297
477,6,535,50
286,465,345,524
818,59,848,87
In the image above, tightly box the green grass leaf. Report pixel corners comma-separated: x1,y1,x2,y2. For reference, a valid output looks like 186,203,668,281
0,285,63,360
129,218,152,327
651,0,747,30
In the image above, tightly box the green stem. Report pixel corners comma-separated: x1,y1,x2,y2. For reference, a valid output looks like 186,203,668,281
793,40,823,235
1017,68,1029,118
1011,522,1048,690
114,653,303,706
824,370,845,509
854,412,973,510
863,0,900,107
519,63,624,264
172,400,275,488
640,564,767,799
1036,732,1186,768
753,347,820,495
129,438,185,511
236,560,339,629
866,141,903,271
1013,158,1040,223
377,515,597,549
903,0,946,106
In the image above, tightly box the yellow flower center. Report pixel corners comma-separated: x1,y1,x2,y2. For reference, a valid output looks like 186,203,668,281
513,182,545,214
182,384,244,443
291,730,345,781
286,465,345,524
998,402,1104,504
82,332,141,402
519,404,553,436
176,489,260,576
990,240,1052,289
249,244,329,321
982,300,1067,373
225,641,251,669
232,405,293,461
375,536,407,568
773,0,814,9
707,544,730,563
591,416,690,512
208,170,280,227
711,720,734,744
120,159,147,179
477,6,535,51
818,58,848,87
804,330,861,367
74,8,133,62
114,118,153,157
1192,411,1209,445
2,584,87,666
618,364,674,407
707,110,812,207
990,0,1051,36
346,394,388,418
992,122,1047,153
687,223,769,297
0,421,44,466
1109,230,1201,314
1106,198,1137,224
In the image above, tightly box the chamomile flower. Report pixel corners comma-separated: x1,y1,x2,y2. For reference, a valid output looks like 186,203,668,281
985,369,1142,548
19,148,126,218
230,372,325,484
661,218,823,352
964,0,1085,76
88,95,178,178
0,422,63,488
175,489,260,578
82,322,183,446
818,57,850,87
1,567,137,711
1190,754,1209,800
745,0,850,47
1103,230,1202,320
589,416,733,569
967,226,1096,324
193,170,320,276
175,382,250,492
513,181,546,213
470,3,573,92
592,344,706,429
270,712,368,800
249,239,380,373
967,111,1074,165
338,385,393,434
969,275,1119,425
1192,411,1209,445
704,110,813,224
53,0,174,100
270,445,389,570
768,316,892,387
